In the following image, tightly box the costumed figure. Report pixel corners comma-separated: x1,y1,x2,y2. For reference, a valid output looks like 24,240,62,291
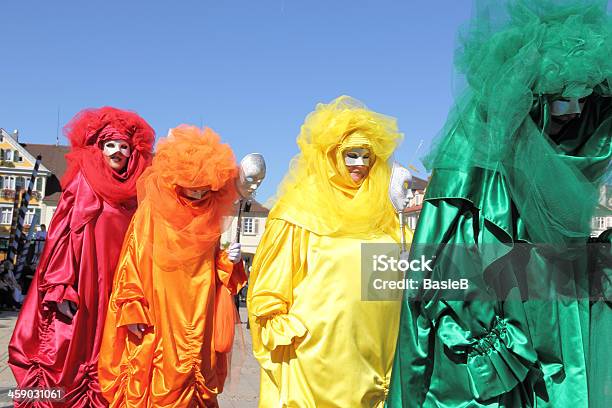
98,125,247,407
248,95,409,407
387,1,612,407
9,107,155,407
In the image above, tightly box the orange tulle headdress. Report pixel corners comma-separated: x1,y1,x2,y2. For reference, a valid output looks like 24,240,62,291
136,125,239,270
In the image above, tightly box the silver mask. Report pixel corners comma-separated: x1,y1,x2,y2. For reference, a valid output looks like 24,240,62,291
236,153,266,198
389,161,413,213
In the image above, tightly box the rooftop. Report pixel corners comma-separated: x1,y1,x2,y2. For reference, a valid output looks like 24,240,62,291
19,143,70,205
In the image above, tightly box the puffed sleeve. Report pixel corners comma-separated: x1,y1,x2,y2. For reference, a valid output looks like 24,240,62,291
388,197,538,407
248,218,309,353
39,172,102,309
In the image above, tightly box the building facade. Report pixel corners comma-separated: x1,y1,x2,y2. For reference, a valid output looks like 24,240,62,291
21,143,70,228
0,129,52,248
402,175,429,232
592,184,612,238
220,200,270,273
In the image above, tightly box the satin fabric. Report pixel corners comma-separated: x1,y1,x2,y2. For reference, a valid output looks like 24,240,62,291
248,218,408,407
387,103,611,406
98,200,247,408
9,171,135,407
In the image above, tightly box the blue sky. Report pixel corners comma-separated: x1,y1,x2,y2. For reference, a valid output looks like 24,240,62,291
0,1,473,202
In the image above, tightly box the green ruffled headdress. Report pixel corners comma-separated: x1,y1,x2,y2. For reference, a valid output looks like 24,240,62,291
426,0,612,244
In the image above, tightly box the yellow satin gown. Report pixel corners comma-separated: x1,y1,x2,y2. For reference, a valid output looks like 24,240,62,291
248,218,407,407
248,95,411,407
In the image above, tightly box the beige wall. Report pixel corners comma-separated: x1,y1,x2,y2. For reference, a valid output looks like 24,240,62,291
220,215,268,256
40,204,57,228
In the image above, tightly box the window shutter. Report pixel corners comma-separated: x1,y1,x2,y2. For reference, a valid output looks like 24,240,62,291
254,218,260,234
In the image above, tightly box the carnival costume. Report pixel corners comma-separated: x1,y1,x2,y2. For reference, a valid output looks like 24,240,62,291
248,96,409,407
9,107,154,407
98,125,247,407
387,1,612,406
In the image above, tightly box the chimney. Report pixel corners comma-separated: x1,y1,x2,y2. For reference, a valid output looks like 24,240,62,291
12,129,19,142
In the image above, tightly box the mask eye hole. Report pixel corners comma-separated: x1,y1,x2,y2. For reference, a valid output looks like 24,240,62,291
347,152,359,159
120,143,129,149
106,142,116,148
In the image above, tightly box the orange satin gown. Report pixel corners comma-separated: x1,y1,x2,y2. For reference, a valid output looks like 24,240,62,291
98,204,246,407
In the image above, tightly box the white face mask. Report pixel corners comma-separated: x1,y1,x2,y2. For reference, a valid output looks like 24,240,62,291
343,148,371,167
550,98,584,116
103,139,131,158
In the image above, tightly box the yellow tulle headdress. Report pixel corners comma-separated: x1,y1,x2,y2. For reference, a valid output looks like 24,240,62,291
269,95,403,238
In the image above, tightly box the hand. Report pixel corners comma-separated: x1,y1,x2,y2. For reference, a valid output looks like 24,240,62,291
56,300,76,319
226,242,242,264
127,323,147,339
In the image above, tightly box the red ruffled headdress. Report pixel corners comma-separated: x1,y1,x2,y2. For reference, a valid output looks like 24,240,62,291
62,107,155,208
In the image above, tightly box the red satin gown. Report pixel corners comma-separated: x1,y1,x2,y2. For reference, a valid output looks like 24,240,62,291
9,171,135,407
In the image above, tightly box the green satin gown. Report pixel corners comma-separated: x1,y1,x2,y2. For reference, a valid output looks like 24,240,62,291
387,96,611,407
388,1,612,405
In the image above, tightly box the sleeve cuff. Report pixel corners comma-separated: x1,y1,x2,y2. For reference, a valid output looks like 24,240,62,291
42,284,79,309
217,251,234,276
217,252,247,294
116,300,152,328
259,313,308,351
466,318,537,400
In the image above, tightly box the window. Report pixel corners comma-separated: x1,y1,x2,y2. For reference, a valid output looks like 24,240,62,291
14,150,20,162
1,207,13,225
25,209,35,225
5,150,13,161
416,193,424,206
242,217,259,235
3,176,15,190
25,208,41,226
598,217,606,230
406,214,417,230
35,177,43,192
593,217,607,230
